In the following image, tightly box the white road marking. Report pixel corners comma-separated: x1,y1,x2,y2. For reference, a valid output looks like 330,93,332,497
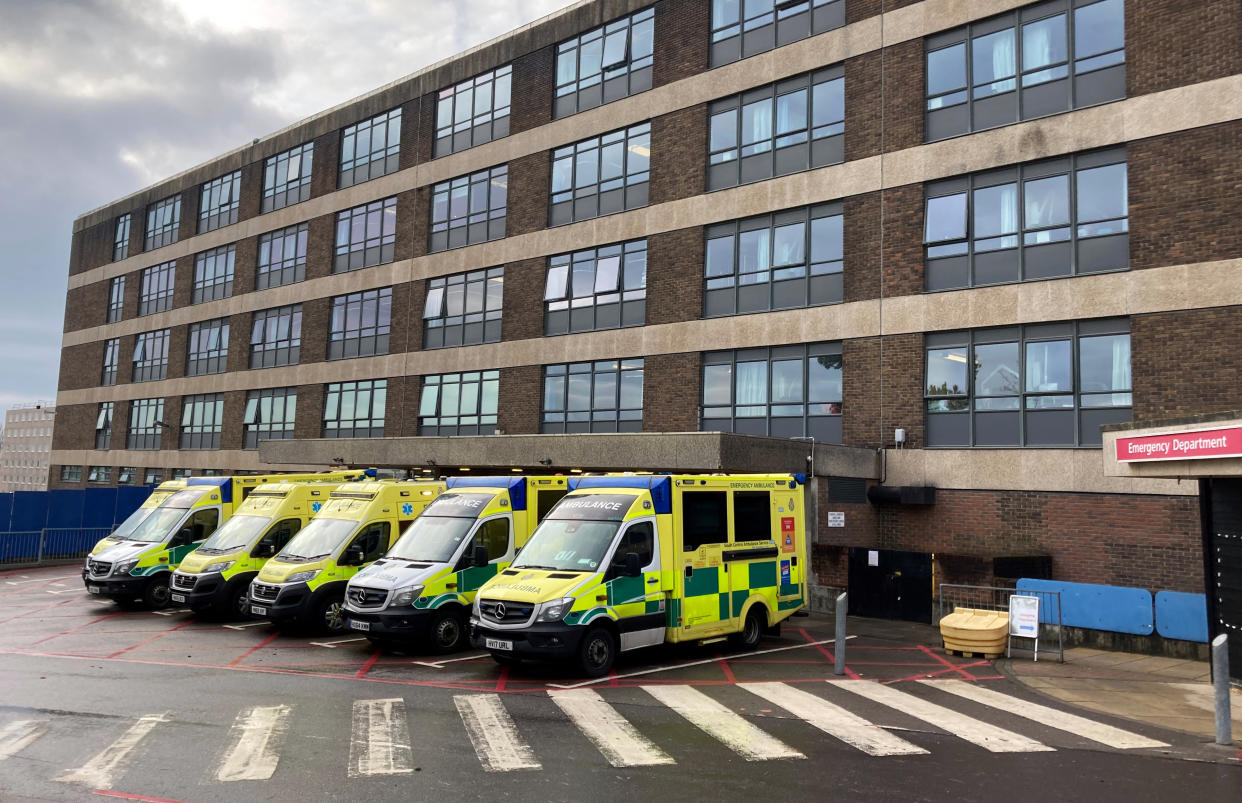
548,689,675,767
44,589,78,595
7,574,77,586
214,704,292,782
410,652,490,669
310,636,368,648
454,694,541,772
223,621,269,630
57,712,170,788
152,608,190,616
919,680,1168,749
642,685,804,761
547,635,858,689
0,719,48,760
829,681,1053,753
742,682,928,756
348,698,413,778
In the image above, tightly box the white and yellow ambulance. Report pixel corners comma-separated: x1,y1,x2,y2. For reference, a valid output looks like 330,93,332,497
470,473,808,676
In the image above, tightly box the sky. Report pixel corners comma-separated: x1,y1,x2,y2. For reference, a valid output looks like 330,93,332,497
0,0,571,412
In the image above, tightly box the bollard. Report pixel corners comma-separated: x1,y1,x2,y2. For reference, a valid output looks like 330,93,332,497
1213,634,1232,746
834,592,847,676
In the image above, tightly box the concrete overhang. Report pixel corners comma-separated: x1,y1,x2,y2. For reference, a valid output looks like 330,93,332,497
259,432,881,479
1102,411,1242,479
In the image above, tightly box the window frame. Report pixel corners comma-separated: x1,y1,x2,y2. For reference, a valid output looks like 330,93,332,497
113,213,131,262
256,223,308,290
554,7,654,119
107,276,125,323
145,194,181,251
328,287,392,360
418,371,500,436
243,387,297,449
138,261,175,316
60,465,83,483
180,393,224,450
186,317,230,376
541,359,644,434
334,197,397,273
339,108,401,188
95,402,113,450
249,304,302,369
127,398,165,451
88,465,113,484
423,267,504,349
101,337,120,386
262,142,313,213
323,379,387,439
199,171,241,233
192,244,235,304
544,239,646,335
429,165,507,252
710,0,845,67
435,64,512,157
132,329,170,383
550,122,650,227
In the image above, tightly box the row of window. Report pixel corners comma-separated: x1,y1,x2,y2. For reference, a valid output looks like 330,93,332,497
61,465,196,485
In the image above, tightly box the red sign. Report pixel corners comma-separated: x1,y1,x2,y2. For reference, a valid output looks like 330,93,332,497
1115,426,1242,462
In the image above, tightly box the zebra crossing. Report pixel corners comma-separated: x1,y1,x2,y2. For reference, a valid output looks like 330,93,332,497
3,680,1169,789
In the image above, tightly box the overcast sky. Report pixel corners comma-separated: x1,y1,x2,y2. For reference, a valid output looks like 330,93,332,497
0,0,570,412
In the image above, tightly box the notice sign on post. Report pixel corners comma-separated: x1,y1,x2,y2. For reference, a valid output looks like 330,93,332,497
1008,594,1040,661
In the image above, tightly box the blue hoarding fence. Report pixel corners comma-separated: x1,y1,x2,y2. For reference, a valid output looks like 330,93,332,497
0,487,154,568
1017,579,1209,644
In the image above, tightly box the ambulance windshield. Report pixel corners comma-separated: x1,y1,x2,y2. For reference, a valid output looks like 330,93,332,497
386,516,476,563
110,506,157,541
199,515,271,553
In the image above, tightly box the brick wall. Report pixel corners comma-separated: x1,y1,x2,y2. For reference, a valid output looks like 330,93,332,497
305,214,335,283
310,129,340,199
57,342,101,392
500,257,545,342
649,104,707,205
293,382,325,441
509,47,555,136
882,39,924,152
654,0,709,88
507,151,551,237
645,227,703,325
1132,306,1242,420
643,352,701,432
844,50,882,162
393,189,419,263
1128,0,1242,97
842,333,924,449
843,192,880,303
497,365,542,435
880,184,924,297
63,283,106,334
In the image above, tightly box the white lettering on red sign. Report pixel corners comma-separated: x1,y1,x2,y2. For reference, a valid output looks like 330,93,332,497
1115,426,1242,462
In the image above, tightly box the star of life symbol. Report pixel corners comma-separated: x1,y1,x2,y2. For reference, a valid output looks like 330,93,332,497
311,501,322,512
402,503,414,516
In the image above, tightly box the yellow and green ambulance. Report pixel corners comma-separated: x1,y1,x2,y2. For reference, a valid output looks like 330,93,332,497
470,473,808,676
170,481,344,617
83,471,366,608
342,476,568,653
248,480,446,633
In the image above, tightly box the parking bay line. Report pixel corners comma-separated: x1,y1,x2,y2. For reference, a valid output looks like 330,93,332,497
222,621,269,630
410,652,490,669
310,637,369,648
0,719,48,760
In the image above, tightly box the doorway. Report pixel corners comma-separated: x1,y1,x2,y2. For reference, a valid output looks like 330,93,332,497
847,548,933,623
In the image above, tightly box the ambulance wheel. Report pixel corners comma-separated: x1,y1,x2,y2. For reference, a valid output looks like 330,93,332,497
317,593,347,634
730,607,765,650
223,579,252,620
577,626,616,678
428,608,467,654
143,575,171,609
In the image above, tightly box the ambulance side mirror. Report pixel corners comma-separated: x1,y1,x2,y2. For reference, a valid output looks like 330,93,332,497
624,552,641,577
473,544,489,568
343,544,365,565
253,541,275,558
171,528,193,547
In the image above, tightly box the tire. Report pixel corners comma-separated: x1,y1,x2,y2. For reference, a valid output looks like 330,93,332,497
316,592,348,634
576,626,616,678
222,578,252,621
142,574,171,610
427,607,467,654
730,607,765,650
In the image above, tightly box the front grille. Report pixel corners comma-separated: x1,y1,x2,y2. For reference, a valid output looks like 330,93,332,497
347,586,387,608
171,573,197,591
479,598,534,625
87,559,112,577
251,582,280,602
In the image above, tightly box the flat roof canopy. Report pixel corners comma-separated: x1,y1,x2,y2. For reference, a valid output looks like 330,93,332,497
1102,411,1242,479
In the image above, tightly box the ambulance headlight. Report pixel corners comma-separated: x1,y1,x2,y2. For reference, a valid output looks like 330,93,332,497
389,584,424,607
204,561,234,574
114,559,139,575
537,597,575,622
286,569,319,583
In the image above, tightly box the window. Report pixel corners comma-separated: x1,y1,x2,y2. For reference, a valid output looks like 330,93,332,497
199,171,241,233
132,329,170,383
705,203,842,316
249,305,301,369
180,394,223,450
429,165,507,251
711,0,845,67
925,0,1125,141
544,240,646,335
95,402,113,450
114,214,131,262
435,65,511,157
340,108,401,188
107,276,125,323
323,380,386,438
733,491,772,541
127,398,165,450
145,194,181,250
172,468,191,479
423,267,503,349
555,7,653,118
118,467,137,485
542,359,643,433
256,223,307,290
138,261,175,316
328,287,391,360
60,465,82,483
334,198,397,272
88,465,112,484
187,318,230,376
701,342,842,442
101,338,120,386
708,66,844,190
262,142,313,212
193,245,235,304
924,148,1127,290
550,123,649,226
682,492,728,549
244,387,297,449
925,319,1131,447
419,371,499,436
144,469,163,484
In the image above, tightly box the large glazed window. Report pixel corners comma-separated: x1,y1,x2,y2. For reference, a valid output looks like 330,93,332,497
419,371,499,436
711,0,844,67
323,379,386,438
708,66,843,190
199,171,241,233
244,387,297,449
705,203,842,316
95,402,113,450
180,393,223,450
423,267,503,349
107,276,125,323
334,198,397,273
113,213,131,261
262,142,313,212
924,148,1127,290
127,398,165,451
550,123,649,226
249,304,301,369
138,261,175,316
555,7,653,119
256,223,307,290
701,342,842,443
542,359,644,434
429,165,507,252
145,194,181,250
925,318,1130,447
328,287,391,360
544,239,646,335
340,108,401,188
132,329,169,383
925,0,1124,142
101,338,119,386
192,245,235,304
186,318,229,376
435,64,511,157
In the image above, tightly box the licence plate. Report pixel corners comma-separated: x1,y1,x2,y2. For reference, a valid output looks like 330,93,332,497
251,605,267,616
170,593,186,603
485,637,513,651
349,619,371,632
87,585,100,595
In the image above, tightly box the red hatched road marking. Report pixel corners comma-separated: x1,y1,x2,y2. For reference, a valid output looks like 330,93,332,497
227,633,278,667
93,790,191,803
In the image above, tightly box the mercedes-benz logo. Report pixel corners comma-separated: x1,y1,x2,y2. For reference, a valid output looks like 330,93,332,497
495,602,507,619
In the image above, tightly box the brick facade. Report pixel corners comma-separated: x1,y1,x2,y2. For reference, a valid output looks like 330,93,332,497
1127,0,1242,97
1131,306,1242,421
643,352,701,432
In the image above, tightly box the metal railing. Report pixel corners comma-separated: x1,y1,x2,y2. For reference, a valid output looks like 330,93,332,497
0,528,114,567
939,583,1064,662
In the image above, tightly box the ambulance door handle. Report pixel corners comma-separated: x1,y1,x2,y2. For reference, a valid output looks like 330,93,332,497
646,578,658,584
684,566,692,578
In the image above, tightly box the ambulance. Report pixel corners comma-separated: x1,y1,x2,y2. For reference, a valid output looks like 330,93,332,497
82,471,366,608
342,476,569,653
248,480,446,633
469,474,808,676
170,481,344,617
